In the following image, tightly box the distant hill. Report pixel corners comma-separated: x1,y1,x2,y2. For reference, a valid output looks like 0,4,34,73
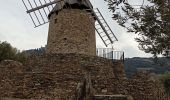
124,57,170,78
25,48,170,78
25,47,45,56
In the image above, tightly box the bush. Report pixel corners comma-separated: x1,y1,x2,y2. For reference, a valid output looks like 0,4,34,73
0,41,26,63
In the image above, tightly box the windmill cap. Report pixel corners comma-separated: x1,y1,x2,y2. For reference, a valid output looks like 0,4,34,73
48,0,93,19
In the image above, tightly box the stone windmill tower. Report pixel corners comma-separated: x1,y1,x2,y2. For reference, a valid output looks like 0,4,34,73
22,0,118,55
47,0,96,55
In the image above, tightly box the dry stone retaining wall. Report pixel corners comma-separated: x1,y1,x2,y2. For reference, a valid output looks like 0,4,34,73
110,72,169,100
0,54,168,100
0,54,117,99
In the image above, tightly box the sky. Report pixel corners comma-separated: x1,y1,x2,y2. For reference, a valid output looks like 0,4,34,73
0,0,153,58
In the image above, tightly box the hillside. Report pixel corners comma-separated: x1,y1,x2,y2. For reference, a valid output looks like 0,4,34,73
125,57,170,78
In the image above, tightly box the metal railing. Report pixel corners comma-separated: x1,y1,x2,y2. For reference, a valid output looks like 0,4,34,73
96,48,124,62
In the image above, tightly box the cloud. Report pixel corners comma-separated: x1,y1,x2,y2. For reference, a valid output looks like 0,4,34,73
0,0,48,50
0,0,152,57
92,0,152,57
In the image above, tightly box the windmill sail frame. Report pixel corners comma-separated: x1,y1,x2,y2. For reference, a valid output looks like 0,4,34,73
22,0,118,47
86,8,118,47
22,0,56,27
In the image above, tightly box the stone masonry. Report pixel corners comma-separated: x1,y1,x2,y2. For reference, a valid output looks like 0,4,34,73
46,9,96,55
0,54,117,99
0,54,168,100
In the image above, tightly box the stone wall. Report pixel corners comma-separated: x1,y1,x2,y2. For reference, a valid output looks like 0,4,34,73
110,72,169,100
0,54,117,99
0,60,25,98
46,9,96,55
0,54,168,100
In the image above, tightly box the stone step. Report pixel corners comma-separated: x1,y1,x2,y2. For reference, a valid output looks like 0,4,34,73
0,97,42,100
93,95,133,100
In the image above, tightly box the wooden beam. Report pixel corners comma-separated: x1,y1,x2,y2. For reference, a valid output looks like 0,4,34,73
26,0,61,13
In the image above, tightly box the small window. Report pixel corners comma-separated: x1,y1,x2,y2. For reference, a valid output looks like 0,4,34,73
54,19,57,23
64,38,67,40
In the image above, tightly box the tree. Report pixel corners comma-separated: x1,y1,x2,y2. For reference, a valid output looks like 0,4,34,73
163,50,170,57
0,41,26,63
105,0,170,57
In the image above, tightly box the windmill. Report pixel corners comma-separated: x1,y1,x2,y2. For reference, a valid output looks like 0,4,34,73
22,0,118,55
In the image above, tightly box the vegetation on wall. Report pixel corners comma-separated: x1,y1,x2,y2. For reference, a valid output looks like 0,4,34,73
0,41,26,63
105,0,170,57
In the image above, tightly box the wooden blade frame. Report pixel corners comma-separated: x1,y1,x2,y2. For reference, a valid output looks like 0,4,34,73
86,8,118,47
22,0,118,47
22,0,61,27
84,0,118,47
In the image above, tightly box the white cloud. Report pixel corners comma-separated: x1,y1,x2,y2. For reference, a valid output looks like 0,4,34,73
0,0,48,50
92,0,152,57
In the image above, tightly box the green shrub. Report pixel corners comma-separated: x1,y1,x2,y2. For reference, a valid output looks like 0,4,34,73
0,41,26,63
